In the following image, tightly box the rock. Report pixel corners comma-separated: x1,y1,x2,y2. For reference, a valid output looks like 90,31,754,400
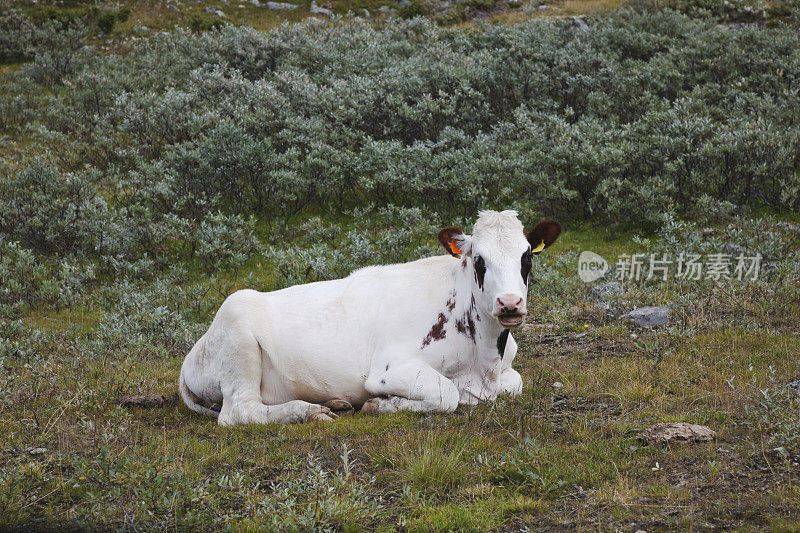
787,379,800,396
250,0,261,5
28,447,47,456
589,282,622,301
266,1,298,9
638,423,716,445
377,5,397,16
623,306,669,328
215,9,227,17
357,7,370,17
723,242,746,256
552,381,563,389
310,1,332,15
538,4,550,9
572,16,589,30
118,393,179,408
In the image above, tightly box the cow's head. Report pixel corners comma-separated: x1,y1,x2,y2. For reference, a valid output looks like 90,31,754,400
438,210,561,329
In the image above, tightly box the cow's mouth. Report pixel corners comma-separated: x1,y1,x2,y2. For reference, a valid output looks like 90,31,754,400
498,314,525,328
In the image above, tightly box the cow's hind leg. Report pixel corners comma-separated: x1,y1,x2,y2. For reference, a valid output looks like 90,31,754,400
215,338,335,426
362,361,460,414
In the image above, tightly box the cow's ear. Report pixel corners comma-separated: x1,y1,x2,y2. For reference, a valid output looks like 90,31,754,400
438,226,470,258
526,220,562,254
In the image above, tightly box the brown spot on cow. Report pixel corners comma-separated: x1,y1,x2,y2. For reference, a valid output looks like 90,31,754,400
455,295,479,342
455,313,477,342
421,312,448,348
470,294,480,321
446,291,456,312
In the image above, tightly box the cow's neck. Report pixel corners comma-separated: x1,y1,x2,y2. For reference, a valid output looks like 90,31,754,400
451,258,507,361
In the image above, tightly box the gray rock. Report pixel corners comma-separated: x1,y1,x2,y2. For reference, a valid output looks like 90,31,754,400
28,447,47,455
357,7,370,17
266,1,298,9
573,17,589,30
377,5,397,15
787,379,800,396
589,282,622,301
723,242,746,256
310,1,332,15
638,423,716,445
250,0,261,5
538,4,550,8
623,306,669,328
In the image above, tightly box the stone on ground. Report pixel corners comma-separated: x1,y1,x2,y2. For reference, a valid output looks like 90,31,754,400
639,423,716,445
623,306,669,328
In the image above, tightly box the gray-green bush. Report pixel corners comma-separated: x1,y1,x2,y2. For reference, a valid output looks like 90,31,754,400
1,7,799,314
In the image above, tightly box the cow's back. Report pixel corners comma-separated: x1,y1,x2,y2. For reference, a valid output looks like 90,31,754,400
211,255,455,404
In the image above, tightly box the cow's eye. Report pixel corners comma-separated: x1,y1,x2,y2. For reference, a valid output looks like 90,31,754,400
521,252,533,283
473,255,487,289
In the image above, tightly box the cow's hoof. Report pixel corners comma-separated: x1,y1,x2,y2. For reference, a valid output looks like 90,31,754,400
324,399,354,413
361,397,385,414
308,404,337,422
310,412,335,422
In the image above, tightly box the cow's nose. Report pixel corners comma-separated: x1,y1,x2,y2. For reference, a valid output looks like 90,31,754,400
496,295,524,314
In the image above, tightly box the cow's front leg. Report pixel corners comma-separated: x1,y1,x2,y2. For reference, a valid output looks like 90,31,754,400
498,367,523,396
362,361,460,414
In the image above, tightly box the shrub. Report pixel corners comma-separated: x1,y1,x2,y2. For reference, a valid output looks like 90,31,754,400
3,8,800,317
10,12,796,224
399,1,426,18
0,10,35,63
0,239,93,317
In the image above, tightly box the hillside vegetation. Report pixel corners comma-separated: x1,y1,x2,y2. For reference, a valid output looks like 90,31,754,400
1,1,800,530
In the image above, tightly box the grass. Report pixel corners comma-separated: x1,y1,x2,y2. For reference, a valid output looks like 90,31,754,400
2,223,799,531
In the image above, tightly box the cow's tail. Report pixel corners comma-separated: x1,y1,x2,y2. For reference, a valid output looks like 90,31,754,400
179,364,219,419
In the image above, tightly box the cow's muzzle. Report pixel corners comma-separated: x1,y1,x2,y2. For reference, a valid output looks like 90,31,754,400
497,313,525,328
495,295,525,328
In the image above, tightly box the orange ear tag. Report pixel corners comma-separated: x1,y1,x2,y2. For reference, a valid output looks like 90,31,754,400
450,240,462,255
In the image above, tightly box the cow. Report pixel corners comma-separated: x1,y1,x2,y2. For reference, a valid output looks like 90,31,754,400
179,210,561,425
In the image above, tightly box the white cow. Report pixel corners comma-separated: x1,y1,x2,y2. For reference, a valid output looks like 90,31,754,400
179,210,561,425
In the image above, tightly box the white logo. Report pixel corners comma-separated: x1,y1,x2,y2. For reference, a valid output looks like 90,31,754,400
578,251,608,283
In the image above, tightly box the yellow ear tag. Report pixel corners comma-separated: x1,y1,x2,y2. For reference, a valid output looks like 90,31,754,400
531,240,545,253
450,240,462,256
